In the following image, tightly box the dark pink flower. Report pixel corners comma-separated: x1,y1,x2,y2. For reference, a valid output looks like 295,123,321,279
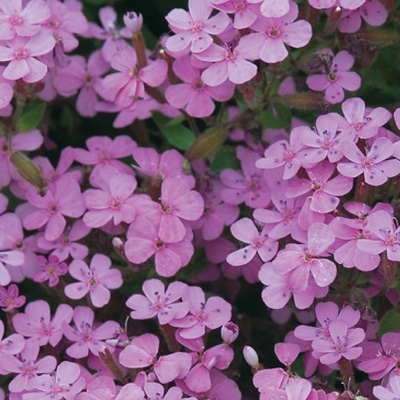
0,284,25,312
33,254,68,287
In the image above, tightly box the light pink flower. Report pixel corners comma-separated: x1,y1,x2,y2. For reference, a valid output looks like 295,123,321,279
165,0,230,54
374,372,400,400
0,30,55,82
64,254,122,308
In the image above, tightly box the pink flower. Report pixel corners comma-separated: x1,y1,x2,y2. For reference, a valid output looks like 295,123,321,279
126,278,189,325
249,1,312,63
22,361,86,400
63,306,120,358
64,254,122,308
23,176,86,241
13,300,73,346
53,50,110,117
0,0,49,40
165,56,234,117
170,286,232,339
260,0,290,17
373,371,400,400
0,30,55,82
286,161,353,214
3,340,56,393
124,216,194,277
195,35,260,86
119,333,159,368
226,218,278,266
0,319,25,372
307,49,361,104
33,254,68,287
83,168,138,228
0,284,25,312
337,137,400,186
165,0,230,54
41,0,88,52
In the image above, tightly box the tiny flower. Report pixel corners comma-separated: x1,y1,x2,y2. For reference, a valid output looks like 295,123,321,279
33,254,68,287
221,322,239,344
123,11,143,33
0,284,25,312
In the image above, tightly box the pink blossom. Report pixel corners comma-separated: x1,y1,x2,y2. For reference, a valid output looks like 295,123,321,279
23,176,86,241
63,306,120,358
22,361,86,400
0,30,55,82
226,218,278,266
249,1,312,64
13,300,73,346
259,0,290,17
0,319,25,373
119,333,159,368
126,278,189,325
53,50,110,117
3,340,56,393
83,168,138,228
0,0,50,40
165,0,230,54
0,284,25,312
286,161,353,214
41,0,89,52
165,56,234,117
64,254,122,308
221,146,271,208
170,286,232,339
37,219,90,261
337,137,400,186
124,216,194,277
195,35,260,86
33,254,68,287
114,383,145,400
373,371,400,400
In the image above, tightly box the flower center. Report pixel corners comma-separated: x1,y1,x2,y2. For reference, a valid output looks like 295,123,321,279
267,27,280,38
9,15,23,26
191,21,203,33
14,48,29,59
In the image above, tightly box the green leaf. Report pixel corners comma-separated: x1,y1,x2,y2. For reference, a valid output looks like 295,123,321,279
377,308,400,338
81,0,107,5
210,145,240,173
256,106,291,130
16,100,46,132
152,112,195,150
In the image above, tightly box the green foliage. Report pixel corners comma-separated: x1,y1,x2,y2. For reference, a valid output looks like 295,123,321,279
210,145,240,173
16,100,46,132
377,308,400,338
152,111,195,150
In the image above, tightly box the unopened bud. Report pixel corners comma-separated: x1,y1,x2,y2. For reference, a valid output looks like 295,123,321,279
124,12,143,33
185,125,228,161
10,151,47,195
277,92,325,110
112,237,125,255
243,345,259,369
355,28,400,47
221,322,239,344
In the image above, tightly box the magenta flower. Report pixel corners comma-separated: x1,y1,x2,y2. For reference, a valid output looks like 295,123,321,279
124,216,194,277
41,0,88,52
272,222,336,289
307,49,361,104
337,137,400,186
64,254,122,308
0,30,55,82
0,284,25,312
165,0,230,54
83,168,138,228
286,161,353,214
195,35,260,86
311,319,365,365
126,278,189,325
165,56,234,117
226,218,278,266
63,306,120,358
221,146,271,208
13,300,73,346
0,0,50,40
53,50,110,117
33,254,68,287
170,286,232,339
22,361,86,400
37,219,90,262
250,1,312,63
23,176,85,241
3,340,56,393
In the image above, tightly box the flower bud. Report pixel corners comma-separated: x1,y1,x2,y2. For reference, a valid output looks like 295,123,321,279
112,237,125,255
243,345,259,369
221,322,239,344
10,151,47,195
124,12,143,33
277,92,325,110
185,125,228,161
